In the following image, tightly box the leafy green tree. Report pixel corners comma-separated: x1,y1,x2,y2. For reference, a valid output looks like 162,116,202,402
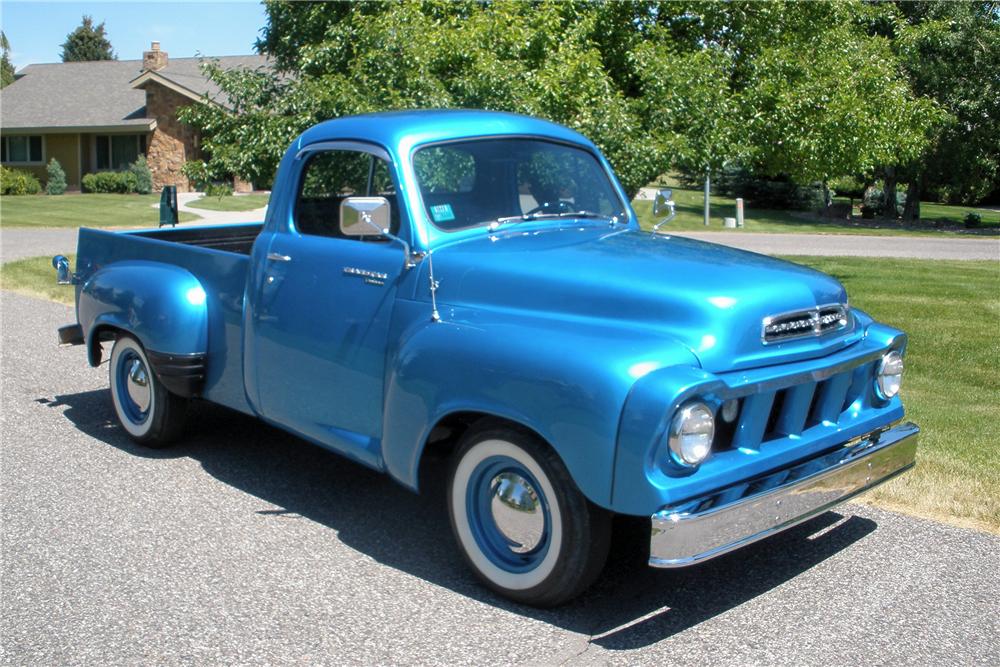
888,1,1000,213
1,32,15,88
182,0,935,209
61,16,115,62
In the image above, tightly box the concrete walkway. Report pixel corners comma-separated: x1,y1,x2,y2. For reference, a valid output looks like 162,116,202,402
175,191,269,226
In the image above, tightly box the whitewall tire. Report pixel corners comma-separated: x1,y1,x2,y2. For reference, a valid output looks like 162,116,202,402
109,335,188,447
447,422,611,607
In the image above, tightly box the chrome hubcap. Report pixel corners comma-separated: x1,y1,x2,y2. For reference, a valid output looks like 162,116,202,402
126,358,151,413
489,472,544,553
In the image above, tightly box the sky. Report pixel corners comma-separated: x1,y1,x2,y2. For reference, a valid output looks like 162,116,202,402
1,1,268,70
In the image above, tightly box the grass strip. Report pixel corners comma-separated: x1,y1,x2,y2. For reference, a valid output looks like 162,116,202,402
0,194,199,228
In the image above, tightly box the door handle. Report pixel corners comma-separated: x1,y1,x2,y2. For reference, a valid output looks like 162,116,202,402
267,252,292,262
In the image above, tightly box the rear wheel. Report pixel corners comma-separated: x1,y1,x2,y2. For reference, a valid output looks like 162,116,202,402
447,423,611,607
109,335,188,447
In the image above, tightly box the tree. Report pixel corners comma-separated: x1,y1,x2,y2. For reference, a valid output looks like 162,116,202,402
61,16,115,62
1,32,14,88
45,158,67,195
888,1,1000,213
181,0,935,206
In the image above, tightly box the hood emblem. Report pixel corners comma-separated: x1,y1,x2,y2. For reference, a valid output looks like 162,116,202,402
762,304,848,344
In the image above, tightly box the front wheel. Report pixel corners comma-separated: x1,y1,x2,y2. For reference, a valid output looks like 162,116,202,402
447,423,611,607
109,335,188,447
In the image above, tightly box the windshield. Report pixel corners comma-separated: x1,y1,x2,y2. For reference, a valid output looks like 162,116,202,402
412,138,627,232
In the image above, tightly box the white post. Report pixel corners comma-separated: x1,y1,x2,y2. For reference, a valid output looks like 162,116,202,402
736,198,744,228
703,170,711,226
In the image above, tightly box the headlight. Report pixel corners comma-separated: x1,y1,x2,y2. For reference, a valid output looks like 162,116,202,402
876,351,904,400
668,402,715,467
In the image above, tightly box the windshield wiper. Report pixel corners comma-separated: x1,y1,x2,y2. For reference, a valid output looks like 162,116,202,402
486,210,619,231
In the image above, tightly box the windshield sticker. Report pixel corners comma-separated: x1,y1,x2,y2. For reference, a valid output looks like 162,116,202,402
430,204,455,222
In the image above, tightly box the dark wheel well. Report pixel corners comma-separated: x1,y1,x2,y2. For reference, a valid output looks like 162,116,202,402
417,412,552,493
88,325,124,366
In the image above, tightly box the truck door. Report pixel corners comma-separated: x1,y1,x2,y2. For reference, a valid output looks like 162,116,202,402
248,145,407,467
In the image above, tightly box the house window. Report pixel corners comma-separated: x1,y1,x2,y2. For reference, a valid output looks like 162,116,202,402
96,135,146,170
1,136,44,164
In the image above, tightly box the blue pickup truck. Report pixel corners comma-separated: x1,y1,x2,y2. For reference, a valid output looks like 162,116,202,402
55,110,918,606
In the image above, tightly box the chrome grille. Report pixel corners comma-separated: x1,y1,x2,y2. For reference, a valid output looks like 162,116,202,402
762,304,848,344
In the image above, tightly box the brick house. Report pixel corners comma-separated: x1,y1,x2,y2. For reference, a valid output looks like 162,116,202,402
0,43,268,192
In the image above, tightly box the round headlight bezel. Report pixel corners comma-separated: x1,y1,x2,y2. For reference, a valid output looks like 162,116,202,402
668,402,715,467
875,350,904,401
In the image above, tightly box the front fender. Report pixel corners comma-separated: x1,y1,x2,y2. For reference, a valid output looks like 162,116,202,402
79,260,208,365
381,301,699,509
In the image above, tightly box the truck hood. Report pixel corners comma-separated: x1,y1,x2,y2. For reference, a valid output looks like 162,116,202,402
428,225,860,372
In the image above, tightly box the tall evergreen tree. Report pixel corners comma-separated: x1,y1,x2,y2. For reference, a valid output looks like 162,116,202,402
60,16,116,62
1,32,15,88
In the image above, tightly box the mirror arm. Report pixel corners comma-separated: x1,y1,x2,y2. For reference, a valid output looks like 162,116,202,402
652,201,676,234
359,211,424,269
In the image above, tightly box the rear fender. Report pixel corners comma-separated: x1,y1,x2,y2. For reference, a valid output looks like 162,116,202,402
78,260,208,367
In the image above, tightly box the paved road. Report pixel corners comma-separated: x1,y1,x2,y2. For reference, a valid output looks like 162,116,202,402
2,224,995,265
671,230,999,261
2,290,998,665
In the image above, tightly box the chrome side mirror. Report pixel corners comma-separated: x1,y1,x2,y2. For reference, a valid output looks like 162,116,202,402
652,188,676,234
339,196,422,269
340,196,392,237
52,255,72,284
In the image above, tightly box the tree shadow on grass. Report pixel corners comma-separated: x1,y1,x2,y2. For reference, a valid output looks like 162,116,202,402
44,388,878,651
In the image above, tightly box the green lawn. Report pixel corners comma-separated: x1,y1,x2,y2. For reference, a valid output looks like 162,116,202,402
2,253,997,531
783,256,1000,533
0,254,77,304
0,193,199,228
634,185,1000,236
187,193,270,212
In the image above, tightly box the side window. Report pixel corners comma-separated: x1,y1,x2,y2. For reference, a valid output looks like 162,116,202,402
295,149,398,238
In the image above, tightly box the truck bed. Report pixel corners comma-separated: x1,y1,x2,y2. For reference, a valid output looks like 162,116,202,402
75,223,264,415
129,223,263,255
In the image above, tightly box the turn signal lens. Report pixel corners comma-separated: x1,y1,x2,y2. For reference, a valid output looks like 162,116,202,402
668,402,715,467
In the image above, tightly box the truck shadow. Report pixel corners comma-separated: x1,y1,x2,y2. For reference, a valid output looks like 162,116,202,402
48,389,878,651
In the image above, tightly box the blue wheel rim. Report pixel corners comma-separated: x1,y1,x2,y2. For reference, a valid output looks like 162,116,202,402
465,455,552,573
115,349,150,425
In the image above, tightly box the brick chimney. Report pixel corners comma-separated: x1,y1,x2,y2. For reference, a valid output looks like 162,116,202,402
143,41,168,71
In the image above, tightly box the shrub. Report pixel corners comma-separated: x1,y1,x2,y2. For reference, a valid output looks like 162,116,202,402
45,158,67,195
129,156,153,195
964,212,982,229
827,175,866,199
204,182,233,199
862,186,905,218
0,166,42,195
710,167,825,211
82,171,138,194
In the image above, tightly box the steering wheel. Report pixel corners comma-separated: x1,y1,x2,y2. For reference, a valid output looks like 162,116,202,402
526,200,573,216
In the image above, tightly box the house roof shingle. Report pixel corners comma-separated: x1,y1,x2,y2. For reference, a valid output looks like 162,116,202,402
0,55,270,132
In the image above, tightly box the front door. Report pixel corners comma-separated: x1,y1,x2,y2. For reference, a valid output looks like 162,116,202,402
250,147,405,467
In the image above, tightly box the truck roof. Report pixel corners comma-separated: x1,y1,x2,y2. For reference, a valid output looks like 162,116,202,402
295,109,597,155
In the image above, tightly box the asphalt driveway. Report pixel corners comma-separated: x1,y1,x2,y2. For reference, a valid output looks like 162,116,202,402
2,291,998,665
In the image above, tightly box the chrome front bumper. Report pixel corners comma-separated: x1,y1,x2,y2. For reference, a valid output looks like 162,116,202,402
649,421,919,568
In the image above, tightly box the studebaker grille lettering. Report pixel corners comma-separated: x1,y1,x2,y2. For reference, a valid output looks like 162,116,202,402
762,305,848,344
